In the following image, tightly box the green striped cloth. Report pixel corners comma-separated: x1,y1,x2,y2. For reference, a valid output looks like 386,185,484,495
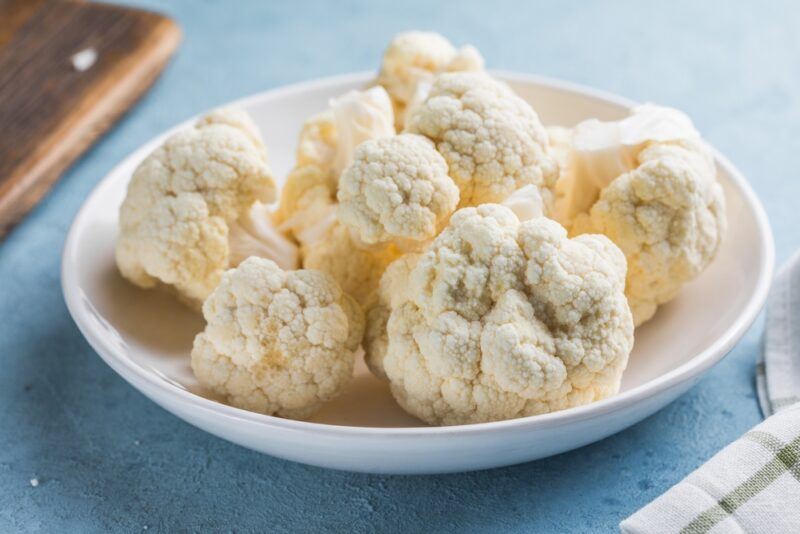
623,252,800,533
621,405,800,533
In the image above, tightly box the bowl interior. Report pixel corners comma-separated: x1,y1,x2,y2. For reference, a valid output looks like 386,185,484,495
66,73,767,428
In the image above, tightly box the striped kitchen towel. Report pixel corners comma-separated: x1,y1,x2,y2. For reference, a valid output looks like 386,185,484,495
622,251,800,533
757,250,800,417
620,404,800,533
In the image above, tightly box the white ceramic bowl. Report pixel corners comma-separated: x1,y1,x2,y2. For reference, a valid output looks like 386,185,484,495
62,72,774,474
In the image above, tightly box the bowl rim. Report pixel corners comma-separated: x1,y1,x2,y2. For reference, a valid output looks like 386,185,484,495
61,70,775,438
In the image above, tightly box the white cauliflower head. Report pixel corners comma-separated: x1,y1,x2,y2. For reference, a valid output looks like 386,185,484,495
191,257,364,420
337,133,459,246
554,104,702,225
116,108,299,307
366,204,633,425
555,105,727,325
405,72,559,210
377,31,484,129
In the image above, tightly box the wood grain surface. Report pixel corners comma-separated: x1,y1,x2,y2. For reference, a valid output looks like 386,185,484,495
0,0,180,237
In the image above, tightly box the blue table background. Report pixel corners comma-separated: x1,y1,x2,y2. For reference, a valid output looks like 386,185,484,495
1,1,799,531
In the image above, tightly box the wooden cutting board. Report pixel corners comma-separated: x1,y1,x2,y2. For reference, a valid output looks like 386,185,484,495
0,0,180,237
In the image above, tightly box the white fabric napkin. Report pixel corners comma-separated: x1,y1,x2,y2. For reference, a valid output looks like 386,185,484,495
621,405,800,533
757,250,800,417
622,252,800,533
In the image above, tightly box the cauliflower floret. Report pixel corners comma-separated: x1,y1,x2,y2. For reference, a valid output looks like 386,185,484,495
377,31,484,129
555,105,727,325
337,133,459,246
191,257,364,420
366,204,633,426
116,108,298,307
405,72,558,210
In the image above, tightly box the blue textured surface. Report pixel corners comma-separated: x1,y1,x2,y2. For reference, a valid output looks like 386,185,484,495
1,0,798,531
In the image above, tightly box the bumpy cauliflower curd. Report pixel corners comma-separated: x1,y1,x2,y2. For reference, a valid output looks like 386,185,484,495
337,133,459,246
405,72,559,210
191,257,364,419
552,105,726,325
365,204,634,425
377,31,484,129
116,108,298,308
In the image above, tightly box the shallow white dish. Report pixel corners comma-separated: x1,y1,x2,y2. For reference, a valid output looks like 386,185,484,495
62,72,774,474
